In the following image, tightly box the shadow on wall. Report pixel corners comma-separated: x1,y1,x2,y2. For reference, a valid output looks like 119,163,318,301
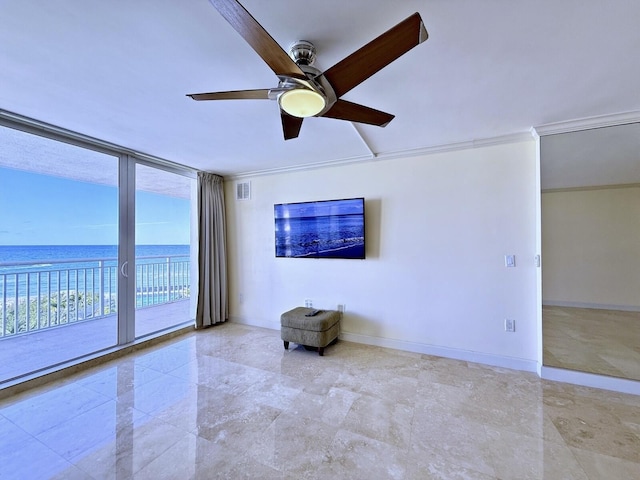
340,311,384,340
365,198,381,259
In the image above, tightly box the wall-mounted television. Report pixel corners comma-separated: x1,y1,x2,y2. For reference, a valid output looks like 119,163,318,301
275,197,365,259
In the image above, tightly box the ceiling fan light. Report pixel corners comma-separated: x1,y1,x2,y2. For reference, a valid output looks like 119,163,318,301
279,89,325,118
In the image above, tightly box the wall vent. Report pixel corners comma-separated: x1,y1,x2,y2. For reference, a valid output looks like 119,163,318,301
236,181,251,200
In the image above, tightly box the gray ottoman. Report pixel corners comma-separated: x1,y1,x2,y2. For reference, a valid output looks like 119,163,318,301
280,307,341,356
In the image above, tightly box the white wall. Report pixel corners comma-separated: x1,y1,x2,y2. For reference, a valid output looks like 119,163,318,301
542,186,640,309
224,140,539,371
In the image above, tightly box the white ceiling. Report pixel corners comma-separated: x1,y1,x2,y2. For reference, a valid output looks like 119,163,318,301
1,0,639,177
541,122,640,190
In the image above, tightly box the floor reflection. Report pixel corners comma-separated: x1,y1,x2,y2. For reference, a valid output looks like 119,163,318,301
0,322,638,478
543,305,640,381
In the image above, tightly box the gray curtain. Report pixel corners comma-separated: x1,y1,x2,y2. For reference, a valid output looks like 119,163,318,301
196,172,228,328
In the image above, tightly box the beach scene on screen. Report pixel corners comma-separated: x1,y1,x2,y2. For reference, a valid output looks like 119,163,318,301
274,198,365,259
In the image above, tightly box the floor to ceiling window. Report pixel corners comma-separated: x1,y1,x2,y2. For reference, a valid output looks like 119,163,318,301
0,121,196,385
134,163,194,339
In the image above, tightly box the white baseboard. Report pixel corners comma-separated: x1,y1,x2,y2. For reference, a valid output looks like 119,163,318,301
543,301,640,312
339,331,539,373
541,366,640,396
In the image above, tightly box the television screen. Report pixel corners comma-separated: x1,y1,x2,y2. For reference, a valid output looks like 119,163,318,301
274,198,365,259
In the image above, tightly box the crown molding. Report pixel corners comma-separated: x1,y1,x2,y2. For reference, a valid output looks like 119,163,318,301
375,132,534,163
542,182,640,194
227,131,535,180
228,153,375,179
533,110,640,137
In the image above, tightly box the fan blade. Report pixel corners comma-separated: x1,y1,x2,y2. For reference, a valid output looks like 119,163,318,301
187,89,271,101
209,0,306,80
281,111,303,140
322,13,428,98
321,99,394,127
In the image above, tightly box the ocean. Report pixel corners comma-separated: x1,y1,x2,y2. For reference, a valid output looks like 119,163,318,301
0,245,190,306
0,244,189,265
274,215,364,258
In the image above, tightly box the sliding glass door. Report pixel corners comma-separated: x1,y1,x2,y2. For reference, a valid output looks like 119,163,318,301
0,123,196,384
0,125,120,382
134,163,193,339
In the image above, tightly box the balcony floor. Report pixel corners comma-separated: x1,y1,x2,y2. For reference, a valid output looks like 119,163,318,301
0,299,192,385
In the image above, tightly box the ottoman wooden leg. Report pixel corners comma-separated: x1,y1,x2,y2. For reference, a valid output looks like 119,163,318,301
318,347,325,356
283,341,289,350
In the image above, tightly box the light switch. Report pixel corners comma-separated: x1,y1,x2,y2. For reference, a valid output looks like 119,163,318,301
505,255,516,267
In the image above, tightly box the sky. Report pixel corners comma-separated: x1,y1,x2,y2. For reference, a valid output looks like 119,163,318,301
0,167,191,246
274,198,364,219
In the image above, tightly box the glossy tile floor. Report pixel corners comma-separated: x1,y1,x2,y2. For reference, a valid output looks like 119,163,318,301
543,305,640,381
1,323,639,479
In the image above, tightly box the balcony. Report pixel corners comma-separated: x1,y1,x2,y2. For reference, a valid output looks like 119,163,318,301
0,255,193,385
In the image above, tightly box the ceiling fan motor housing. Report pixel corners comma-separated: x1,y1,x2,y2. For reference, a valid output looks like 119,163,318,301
288,40,317,66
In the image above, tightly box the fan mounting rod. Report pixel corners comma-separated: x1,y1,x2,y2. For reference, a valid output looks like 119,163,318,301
288,40,317,66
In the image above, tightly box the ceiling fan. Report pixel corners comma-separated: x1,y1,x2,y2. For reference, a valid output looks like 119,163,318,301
188,0,428,140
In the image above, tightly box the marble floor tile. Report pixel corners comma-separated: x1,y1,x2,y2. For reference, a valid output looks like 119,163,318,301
115,373,199,416
36,400,149,460
70,416,189,478
334,367,420,406
318,428,409,480
571,447,640,479
0,321,638,479
543,305,640,381
483,426,589,480
240,372,304,411
148,383,234,434
0,432,81,480
168,354,276,397
133,343,196,373
284,386,360,427
404,451,498,480
249,410,339,475
542,389,640,463
341,392,414,449
0,382,111,436
74,361,166,399
410,410,497,477
134,432,282,480
192,392,282,452
49,464,96,480
0,414,33,445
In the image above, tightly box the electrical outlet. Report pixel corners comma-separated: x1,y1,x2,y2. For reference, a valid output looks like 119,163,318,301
304,299,312,308
505,319,516,332
337,304,345,313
